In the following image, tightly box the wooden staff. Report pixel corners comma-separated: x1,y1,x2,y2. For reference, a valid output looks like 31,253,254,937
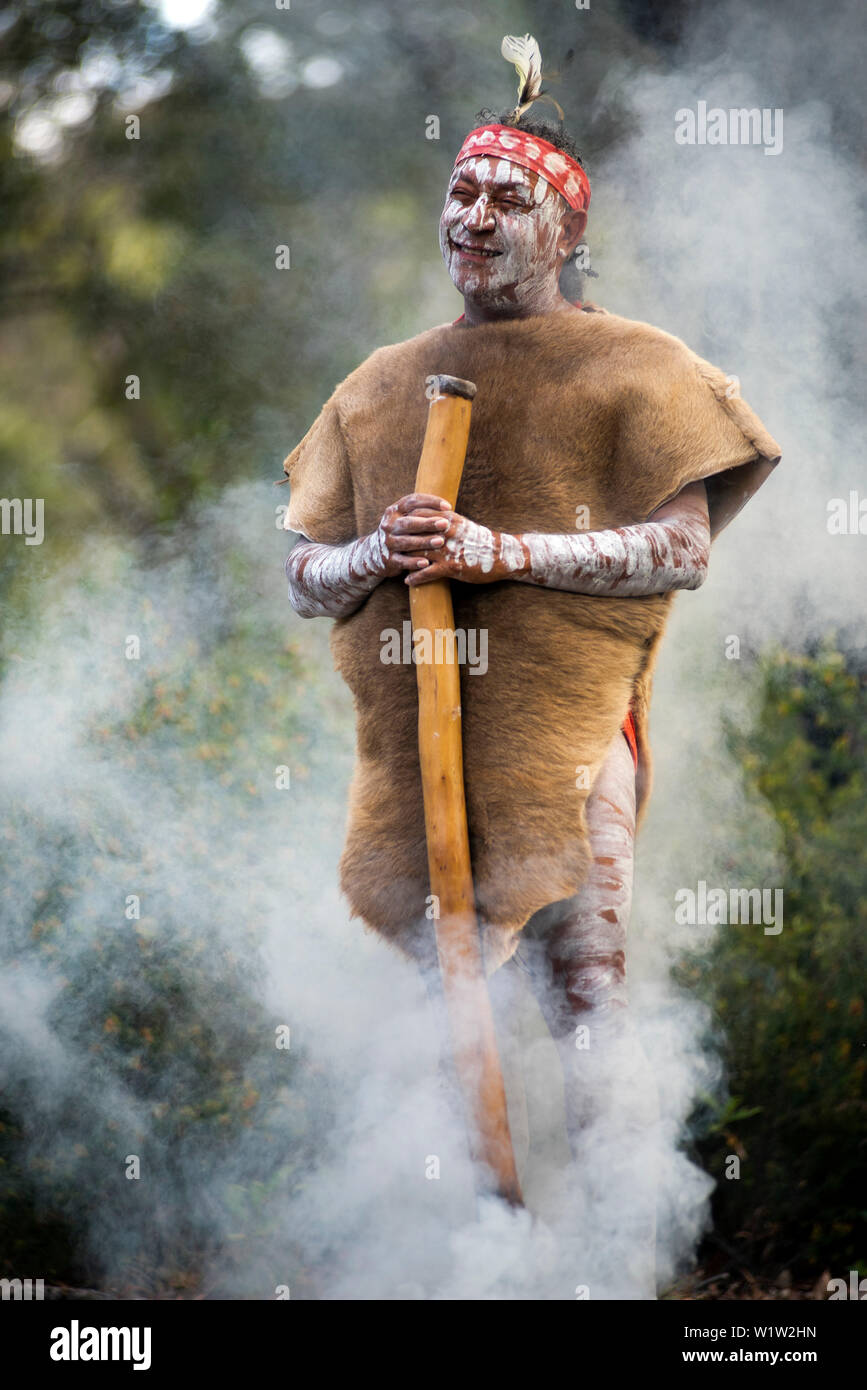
410,373,523,1208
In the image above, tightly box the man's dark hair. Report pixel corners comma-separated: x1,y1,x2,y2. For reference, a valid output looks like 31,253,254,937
470,110,593,304
473,109,586,168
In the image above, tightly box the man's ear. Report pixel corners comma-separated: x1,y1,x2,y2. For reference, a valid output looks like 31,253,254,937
560,207,588,259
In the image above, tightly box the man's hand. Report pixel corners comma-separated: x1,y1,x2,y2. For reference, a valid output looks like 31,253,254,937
376,493,453,577
403,504,528,586
285,493,453,620
402,478,711,596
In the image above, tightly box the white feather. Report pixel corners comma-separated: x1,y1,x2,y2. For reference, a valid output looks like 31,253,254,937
500,33,543,115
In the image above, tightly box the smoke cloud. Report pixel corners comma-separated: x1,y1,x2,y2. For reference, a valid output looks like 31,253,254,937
1,0,864,1299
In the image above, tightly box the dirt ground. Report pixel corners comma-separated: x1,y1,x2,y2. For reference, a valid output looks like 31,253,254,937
666,1268,836,1300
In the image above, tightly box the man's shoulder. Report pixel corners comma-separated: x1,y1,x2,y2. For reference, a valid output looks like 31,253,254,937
573,306,698,365
567,307,727,409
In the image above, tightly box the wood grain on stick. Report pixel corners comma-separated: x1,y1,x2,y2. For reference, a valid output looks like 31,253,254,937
410,374,522,1207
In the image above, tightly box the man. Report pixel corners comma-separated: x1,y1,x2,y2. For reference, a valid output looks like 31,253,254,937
280,39,780,1288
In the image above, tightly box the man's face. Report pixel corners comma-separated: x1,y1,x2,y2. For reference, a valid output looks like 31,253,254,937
439,155,571,310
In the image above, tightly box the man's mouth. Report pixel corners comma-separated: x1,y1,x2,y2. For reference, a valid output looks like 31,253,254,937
449,235,503,262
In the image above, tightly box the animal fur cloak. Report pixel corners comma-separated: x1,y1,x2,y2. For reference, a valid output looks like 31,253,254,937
282,308,781,973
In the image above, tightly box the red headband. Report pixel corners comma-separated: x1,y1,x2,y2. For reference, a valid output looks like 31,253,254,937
453,124,590,213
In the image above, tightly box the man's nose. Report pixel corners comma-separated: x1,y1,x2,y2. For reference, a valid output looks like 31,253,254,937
462,195,496,232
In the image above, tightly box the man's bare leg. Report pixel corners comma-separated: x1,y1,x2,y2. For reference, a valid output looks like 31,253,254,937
527,730,637,1043
519,731,660,1296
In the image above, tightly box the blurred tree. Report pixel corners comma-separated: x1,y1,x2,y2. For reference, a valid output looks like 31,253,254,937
0,2,526,549
689,642,867,1274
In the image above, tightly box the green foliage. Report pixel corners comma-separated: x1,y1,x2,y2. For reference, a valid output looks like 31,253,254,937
690,642,867,1273
0,0,544,587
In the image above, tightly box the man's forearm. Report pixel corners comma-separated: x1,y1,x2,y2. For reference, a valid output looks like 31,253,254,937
508,513,711,596
286,530,387,618
286,492,456,616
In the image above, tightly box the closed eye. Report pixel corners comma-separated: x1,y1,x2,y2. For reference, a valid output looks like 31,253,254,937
449,183,530,209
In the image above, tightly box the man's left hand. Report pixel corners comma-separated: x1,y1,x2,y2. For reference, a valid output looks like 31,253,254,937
402,504,528,586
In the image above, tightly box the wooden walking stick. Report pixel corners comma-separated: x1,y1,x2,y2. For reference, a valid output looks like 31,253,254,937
410,373,523,1208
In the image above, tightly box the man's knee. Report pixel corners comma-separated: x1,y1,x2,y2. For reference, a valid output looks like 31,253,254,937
560,952,627,1016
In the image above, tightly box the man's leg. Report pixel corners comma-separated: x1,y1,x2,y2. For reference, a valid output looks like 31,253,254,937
519,731,660,1296
529,729,636,1045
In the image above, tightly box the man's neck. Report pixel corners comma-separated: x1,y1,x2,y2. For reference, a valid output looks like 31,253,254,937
460,288,579,326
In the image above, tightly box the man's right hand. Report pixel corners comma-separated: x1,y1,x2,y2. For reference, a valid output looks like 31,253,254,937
375,493,452,577
286,493,452,621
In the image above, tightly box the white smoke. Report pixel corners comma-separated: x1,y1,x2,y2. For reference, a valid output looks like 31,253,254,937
2,0,864,1300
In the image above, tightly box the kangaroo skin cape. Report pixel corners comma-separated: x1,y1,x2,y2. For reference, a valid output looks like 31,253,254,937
283,309,781,973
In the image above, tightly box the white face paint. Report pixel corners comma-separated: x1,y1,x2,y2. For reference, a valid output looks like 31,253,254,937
438,155,568,313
